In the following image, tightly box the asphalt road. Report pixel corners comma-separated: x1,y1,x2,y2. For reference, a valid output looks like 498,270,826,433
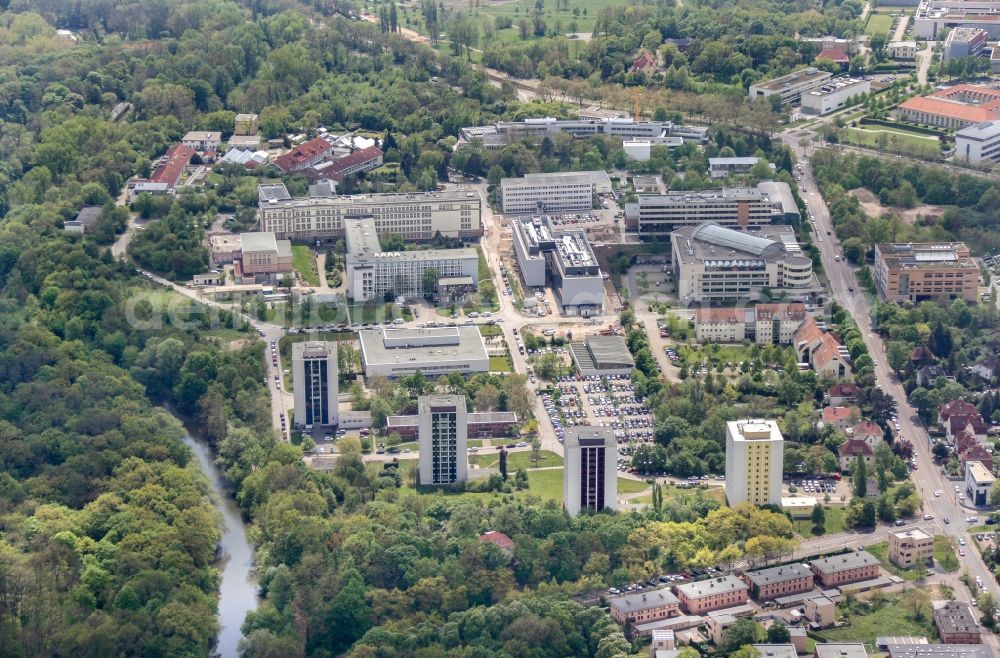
784,128,999,600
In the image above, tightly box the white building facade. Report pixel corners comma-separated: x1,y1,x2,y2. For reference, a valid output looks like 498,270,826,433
258,186,482,243
955,120,1000,163
500,171,612,215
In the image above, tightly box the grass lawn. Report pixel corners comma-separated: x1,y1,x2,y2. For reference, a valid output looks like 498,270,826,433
479,324,503,337
526,470,650,502
203,327,253,343
292,245,320,286
867,541,926,581
814,596,934,644
844,127,939,150
396,0,620,41
632,485,725,506
489,355,514,372
934,534,960,572
791,506,847,538
471,449,564,470
865,13,893,34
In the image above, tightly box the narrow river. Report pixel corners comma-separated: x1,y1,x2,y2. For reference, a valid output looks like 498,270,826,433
182,430,259,658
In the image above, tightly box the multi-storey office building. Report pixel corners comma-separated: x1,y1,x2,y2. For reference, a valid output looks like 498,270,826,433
417,395,469,485
563,426,617,516
358,327,489,378
625,186,777,238
725,419,784,506
258,183,482,243
457,117,708,150
292,341,339,428
915,0,1000,38
344,218,478,302
671,223,819,304
873,242,979,302
500,171,612,215
955,120,1000,163
748,68,834,105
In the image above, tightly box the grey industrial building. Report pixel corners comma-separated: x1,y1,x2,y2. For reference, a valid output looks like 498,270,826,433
457,117,708,151
569,335,635,377
500,171,613,215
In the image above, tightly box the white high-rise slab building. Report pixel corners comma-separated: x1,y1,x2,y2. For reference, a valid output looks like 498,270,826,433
563,426,618,516
417,395,469,485
725,419,784,506
292,341,339,428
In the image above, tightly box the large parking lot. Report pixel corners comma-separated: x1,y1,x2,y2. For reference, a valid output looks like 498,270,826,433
540,373,655,468
788,477,839,497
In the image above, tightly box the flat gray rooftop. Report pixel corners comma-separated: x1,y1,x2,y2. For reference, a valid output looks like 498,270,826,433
744,563,812,587
609,587,679,613
676,575,747,599
359,326,487,365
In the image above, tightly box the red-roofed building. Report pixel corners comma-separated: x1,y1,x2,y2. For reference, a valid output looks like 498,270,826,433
960,441,993,474
824,405,860,430
274,136,336,172
815,46,849,66
631,52,658,75
840,439,875,471
150,144,196,189
852,421,884,448
813,332,852,380
896,85,1000,129
327,146,384,177
480,531,515,553
828,383,860,406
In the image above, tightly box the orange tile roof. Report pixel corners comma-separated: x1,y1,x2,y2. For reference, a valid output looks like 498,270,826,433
813,332,846,370
793,316,824,348
897,96,1000,124
823,405,859,423
853,421,882,438
696,307,747,323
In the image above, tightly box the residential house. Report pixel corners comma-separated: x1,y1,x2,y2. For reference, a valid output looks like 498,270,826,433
609,587,681,626
839,439,875,471
933,602,981,644
794,317,852,379
917,364,948,388
742,563,814,602
971,355,1000,382
939,400,988,444
675,575,749,614
181,131,222,151
958,428,993,474
828,383,860,406
911,346,935,365
479,531,515,554
823,406,860,430
809,551,881,587
852,421,884,448
631,52,658,75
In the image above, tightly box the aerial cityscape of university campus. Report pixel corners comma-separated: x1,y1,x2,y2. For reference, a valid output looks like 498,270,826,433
2,0,1000,656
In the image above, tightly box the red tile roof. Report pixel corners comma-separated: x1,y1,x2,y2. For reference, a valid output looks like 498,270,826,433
327,146,383,174
150,144,196,188
940,400,979,421
828,383,860,399
755,302,806,321
813,332,846,371
824,405,859,424
816,47,849,64
839,438,874,457
696,307,747,323
631,52,657,73
897,96,1000,124
853,421,883,439
274,136,334,172
480,531,514,550
793,316,824,348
